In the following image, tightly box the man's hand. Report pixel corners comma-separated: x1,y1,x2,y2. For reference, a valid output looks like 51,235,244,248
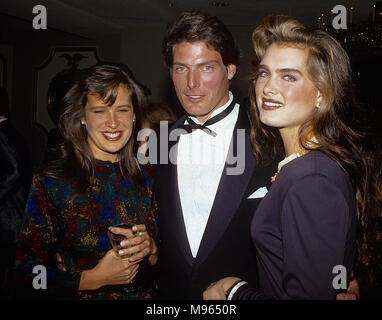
203,277,241,300
336,277,360,300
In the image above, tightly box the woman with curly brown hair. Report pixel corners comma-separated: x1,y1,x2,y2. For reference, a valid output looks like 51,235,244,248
204,15,382,300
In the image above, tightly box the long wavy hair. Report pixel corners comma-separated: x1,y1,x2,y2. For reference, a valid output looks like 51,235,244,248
249,15,382,291
43,62,148,191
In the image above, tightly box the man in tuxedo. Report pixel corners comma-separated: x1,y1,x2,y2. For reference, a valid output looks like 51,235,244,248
153,10,276,300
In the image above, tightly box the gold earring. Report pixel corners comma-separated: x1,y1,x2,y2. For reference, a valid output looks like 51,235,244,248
315,102,320,109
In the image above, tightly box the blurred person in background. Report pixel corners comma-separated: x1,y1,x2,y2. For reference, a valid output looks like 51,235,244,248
137,102,176,157
0,86,32,299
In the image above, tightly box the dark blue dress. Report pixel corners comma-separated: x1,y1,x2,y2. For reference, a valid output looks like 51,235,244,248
14,161,158,300
235,151,357,300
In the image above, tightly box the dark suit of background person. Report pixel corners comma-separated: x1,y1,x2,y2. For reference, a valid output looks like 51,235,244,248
0,87,32,299
153,101,276,299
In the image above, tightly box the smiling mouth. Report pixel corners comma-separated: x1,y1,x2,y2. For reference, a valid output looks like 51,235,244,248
185,94,205,100
102,131,122,141
262,99,283,110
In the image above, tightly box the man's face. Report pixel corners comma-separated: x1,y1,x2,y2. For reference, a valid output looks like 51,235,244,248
171,41,236,123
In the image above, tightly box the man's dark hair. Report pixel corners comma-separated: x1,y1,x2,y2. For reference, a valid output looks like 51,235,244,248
162,10,240,68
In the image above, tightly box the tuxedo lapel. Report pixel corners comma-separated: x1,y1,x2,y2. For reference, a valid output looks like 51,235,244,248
165,117,194,265
194,106,256,266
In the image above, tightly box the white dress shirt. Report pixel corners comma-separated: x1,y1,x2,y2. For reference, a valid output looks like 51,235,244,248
177,92,239,257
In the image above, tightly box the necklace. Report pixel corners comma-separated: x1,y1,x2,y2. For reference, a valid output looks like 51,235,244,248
270,152,303,183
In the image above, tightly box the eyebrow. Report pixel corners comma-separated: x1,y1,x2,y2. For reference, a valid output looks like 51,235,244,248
258,65,303,75
173,60,220,67
88,104,132,110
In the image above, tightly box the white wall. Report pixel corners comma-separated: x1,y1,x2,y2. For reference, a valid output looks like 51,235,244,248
120,23,169,102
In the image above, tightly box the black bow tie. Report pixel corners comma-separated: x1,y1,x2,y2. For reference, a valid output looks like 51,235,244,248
178,99,236,137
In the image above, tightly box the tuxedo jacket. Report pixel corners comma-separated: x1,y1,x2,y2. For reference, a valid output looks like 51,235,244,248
152,104,276,299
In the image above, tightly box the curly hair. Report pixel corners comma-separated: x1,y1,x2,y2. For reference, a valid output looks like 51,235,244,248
249,15,382,291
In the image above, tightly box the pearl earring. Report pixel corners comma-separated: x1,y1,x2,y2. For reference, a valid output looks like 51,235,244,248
315,102,320,109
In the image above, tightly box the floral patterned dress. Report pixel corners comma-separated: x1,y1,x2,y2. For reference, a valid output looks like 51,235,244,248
13,160,159,300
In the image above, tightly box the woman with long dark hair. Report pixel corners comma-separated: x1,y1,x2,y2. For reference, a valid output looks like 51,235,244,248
204,15,382,299
14,63,159,300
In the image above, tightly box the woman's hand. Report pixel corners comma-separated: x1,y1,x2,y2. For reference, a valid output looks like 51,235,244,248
203,277,241,300
79,249,139,290
110,224,158,265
